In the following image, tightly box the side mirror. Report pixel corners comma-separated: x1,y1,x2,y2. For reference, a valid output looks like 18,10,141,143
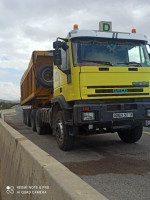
53,50,62,66
62,43,69,51
53,41,62,49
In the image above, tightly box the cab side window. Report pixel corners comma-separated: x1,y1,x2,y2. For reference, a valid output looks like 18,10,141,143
61,46,70,71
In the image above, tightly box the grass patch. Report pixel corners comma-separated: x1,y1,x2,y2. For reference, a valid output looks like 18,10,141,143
0,102,18,110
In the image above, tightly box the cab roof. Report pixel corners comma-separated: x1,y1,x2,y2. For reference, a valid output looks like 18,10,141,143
68,30,147,42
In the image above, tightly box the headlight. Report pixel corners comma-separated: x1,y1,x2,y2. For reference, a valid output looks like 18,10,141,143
147,109,150,117
82,112,95,121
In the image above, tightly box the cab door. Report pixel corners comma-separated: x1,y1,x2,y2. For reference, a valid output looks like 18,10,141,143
54,47,73,100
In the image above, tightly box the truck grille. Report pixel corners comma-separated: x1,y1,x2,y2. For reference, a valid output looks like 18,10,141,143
87,85,149,97
107,104,137,111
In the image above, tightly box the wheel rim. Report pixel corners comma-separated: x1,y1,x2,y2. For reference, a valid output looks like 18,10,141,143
56,120,64,143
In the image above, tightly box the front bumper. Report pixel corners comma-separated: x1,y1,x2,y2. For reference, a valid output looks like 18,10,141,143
73,102,150,129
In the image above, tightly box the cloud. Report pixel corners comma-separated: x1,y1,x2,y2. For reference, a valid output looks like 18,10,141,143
0,69,8,77
0,82,20,101
0,0,150,100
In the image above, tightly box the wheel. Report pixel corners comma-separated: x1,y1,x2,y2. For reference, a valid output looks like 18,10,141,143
36,109,46,135
45,124,52,134
22,109,27,125
37,64,53,88
118,123,143,143
26,109,31,127
31,109,37,131
55,111,74,151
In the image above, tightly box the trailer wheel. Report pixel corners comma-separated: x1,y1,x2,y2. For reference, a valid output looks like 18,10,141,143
31,109,37,131
118,123,143,143
26,109,31,127
37,64,53,88
36,109,46,135
45,124,52,134
23,109,27,125
55,111,74,151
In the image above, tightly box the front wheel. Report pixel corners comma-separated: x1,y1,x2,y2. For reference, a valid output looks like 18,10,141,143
55,111,74,151
118,123,143,143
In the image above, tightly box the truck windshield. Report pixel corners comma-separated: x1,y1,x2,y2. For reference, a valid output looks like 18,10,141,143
72,38,150,67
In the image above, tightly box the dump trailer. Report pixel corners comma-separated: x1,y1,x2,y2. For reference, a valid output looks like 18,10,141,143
21,51,53,129
21,21,150,151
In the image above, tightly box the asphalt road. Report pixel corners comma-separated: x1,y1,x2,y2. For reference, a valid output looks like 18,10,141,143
4,106,150,200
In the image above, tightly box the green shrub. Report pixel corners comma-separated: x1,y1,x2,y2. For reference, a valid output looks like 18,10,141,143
0,102,18,110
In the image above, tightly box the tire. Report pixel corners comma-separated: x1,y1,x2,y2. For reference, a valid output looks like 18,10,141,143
36,109,46,135
37,64,53,88
26,109,31,127
31,109,37,131
118,123,143,143
55,111,74,151
23,109,27,125
45,124,52,134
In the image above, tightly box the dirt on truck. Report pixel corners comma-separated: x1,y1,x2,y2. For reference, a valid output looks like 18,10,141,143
21,21,150,151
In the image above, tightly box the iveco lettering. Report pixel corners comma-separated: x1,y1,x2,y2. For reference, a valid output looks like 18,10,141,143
113,89,128,93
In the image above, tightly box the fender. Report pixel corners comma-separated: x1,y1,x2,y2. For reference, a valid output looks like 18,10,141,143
51,95,73,110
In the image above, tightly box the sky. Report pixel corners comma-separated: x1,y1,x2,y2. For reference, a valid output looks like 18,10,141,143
0,0,150,101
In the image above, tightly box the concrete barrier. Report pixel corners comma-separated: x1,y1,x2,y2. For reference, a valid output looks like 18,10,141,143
0,109,16,120
0,110,108,200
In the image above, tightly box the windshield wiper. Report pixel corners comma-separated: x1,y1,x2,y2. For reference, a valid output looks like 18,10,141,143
117,62,142,67
82,60,113,66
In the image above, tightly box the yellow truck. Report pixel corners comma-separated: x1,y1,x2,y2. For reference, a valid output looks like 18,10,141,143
21,21,150,151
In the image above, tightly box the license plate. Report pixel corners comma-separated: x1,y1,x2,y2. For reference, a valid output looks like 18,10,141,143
113,112,133,119
146,120,150,126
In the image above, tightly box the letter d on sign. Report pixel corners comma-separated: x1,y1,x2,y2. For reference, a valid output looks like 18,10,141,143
103,23,110,31
99,21,112,32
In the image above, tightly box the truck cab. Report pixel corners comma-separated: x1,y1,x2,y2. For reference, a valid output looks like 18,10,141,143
52,22,150,150
21,22,150,151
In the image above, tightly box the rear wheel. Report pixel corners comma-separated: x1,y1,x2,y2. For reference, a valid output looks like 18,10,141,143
31,109,37,131
36,109,46,135
118,123,143,143
45,124,52,134
55,111,74,151
22,109,27,125
26,109,31,127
